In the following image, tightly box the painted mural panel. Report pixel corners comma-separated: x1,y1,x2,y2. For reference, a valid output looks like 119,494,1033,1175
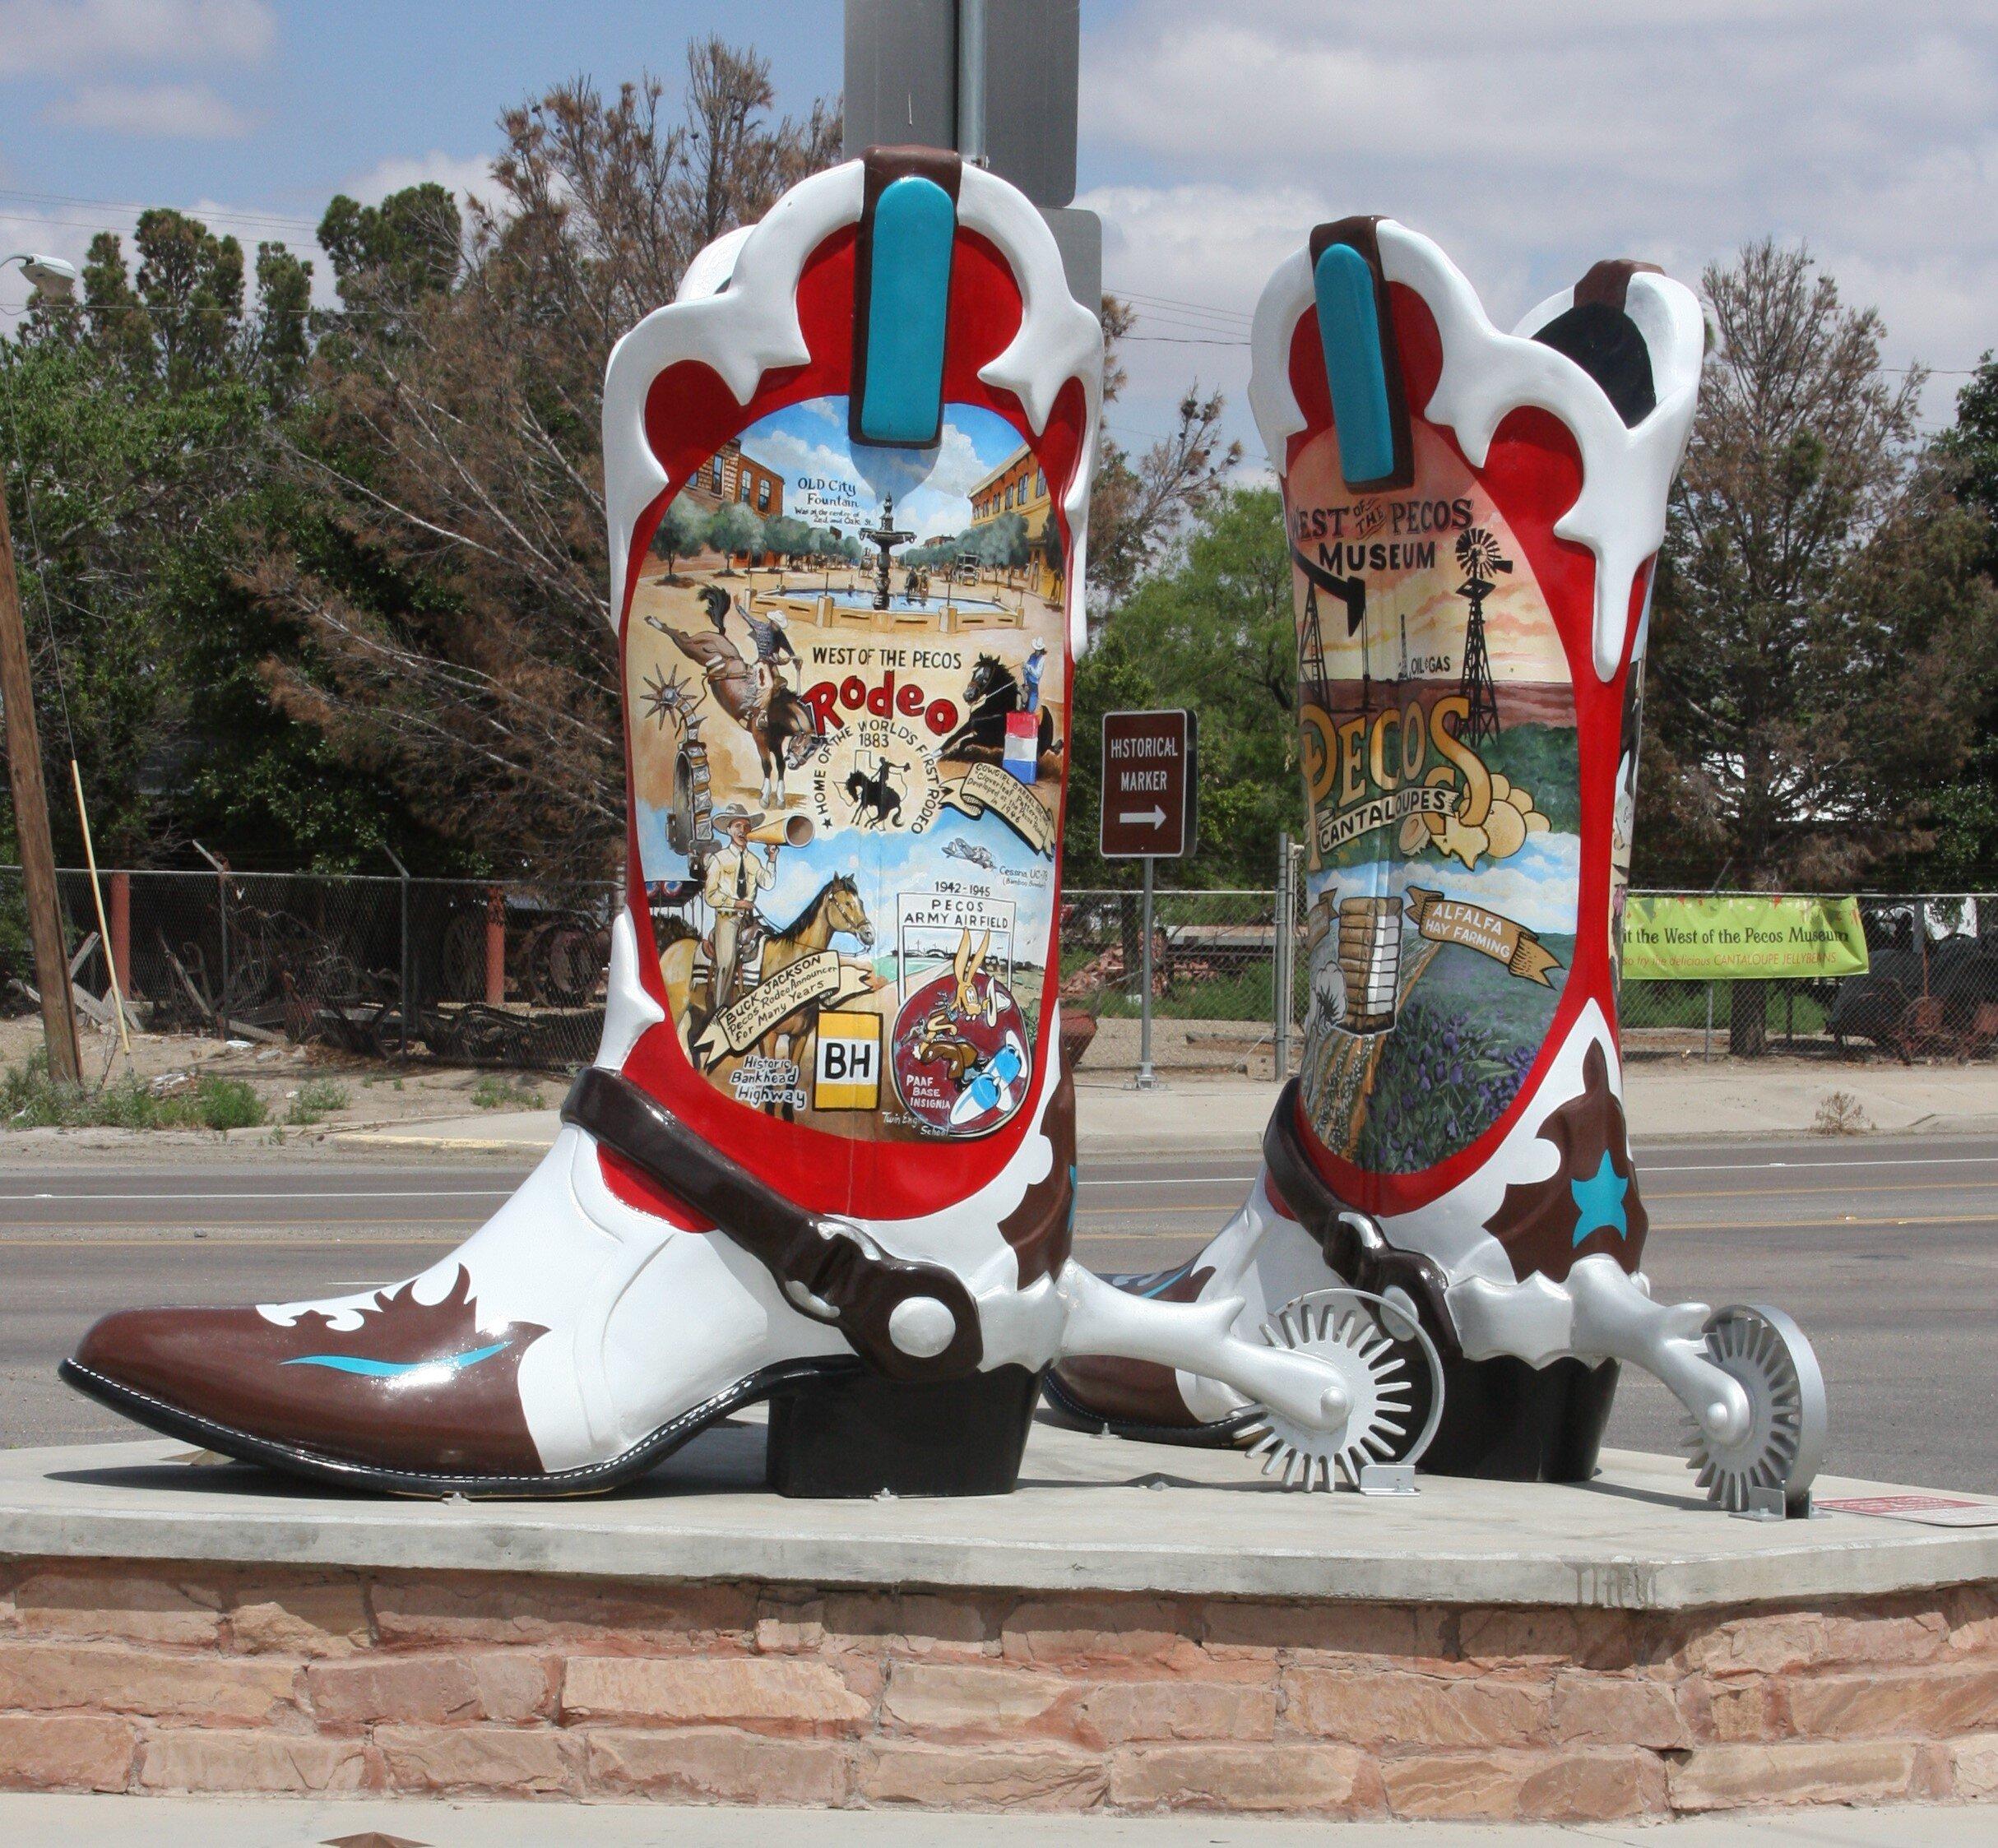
628,394,1066,1143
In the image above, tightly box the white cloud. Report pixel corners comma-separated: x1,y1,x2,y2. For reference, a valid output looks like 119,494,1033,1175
341,151,498,211
1079,0,1998,440
0,0,272,75
45,78,250,137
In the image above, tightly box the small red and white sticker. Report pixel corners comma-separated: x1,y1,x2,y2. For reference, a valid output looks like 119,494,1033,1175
1816,1494,1998,1526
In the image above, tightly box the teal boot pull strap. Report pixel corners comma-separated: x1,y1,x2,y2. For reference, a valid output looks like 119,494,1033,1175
853,149,963,450
1308,218,1413,493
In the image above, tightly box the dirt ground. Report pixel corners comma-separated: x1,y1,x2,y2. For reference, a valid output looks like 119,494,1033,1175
0,1014,562,1141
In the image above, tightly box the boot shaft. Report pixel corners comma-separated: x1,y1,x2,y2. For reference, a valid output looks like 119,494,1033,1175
600,151,1101,1239
1252,221,1702,1283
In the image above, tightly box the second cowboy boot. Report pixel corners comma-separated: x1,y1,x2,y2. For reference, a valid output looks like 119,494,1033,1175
63,151,1362,1499
1049,221,1826,1511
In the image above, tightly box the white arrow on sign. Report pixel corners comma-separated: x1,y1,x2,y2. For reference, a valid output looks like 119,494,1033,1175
1119,806,1167,827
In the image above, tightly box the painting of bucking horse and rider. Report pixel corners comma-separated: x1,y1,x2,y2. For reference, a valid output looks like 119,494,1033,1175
628,394,1068,1143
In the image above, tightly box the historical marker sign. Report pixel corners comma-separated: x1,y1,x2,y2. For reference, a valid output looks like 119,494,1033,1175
1100,709,1197,859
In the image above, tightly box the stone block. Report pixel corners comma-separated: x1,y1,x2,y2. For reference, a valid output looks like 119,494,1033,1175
140,1730,373,1795
1551,1672,1690,1748
1668,1739,1922,1811
1680,1611,1825,1678
0,1642,299,1722
586,1726,850,1804
228,1578,372,1657
1679,1674,1778,1742
1379,1748,1532,1819
561,1653,869,1729
1284,1666,1551,1749
1819,1605,1947,1668
12,1570,222,1647
305,1650,555,1726
1952,1731,1998,1799
1785,1663,1998,1739
0,1713,134,1791
1517,1748,1667,1822
377,1723,577,1795
371,1570,754,1651
1109,1742,1377,1813
1001,1597,1204,1672
754,1608,826,1654
820,1591,999,1660
857,1740,1107,1810
1078,1677,1277,1744
1202,1600,1443,1667
1458,1607,1644,1674
880,1661,1069,1735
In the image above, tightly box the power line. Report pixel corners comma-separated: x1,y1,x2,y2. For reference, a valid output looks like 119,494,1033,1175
0,188,325,235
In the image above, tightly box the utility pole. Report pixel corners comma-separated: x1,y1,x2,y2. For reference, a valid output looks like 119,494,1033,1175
0,474,81,1085
844,0,1099,313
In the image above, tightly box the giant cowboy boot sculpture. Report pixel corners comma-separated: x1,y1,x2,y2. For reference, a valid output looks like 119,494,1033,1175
1049,220,1828,1512
62,152,1365,1499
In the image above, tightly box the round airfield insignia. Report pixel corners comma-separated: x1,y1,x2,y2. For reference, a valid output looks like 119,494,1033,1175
890,966,1031,1137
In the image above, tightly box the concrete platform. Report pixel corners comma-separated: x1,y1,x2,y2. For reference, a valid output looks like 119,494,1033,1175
0,1421,1994,1613
0,1420,1993,1822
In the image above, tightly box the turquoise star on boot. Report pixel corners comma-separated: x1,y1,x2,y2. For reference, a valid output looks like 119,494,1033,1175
1570,1154,1630,1246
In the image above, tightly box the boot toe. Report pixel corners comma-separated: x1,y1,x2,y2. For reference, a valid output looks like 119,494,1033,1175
65,1275,552,1483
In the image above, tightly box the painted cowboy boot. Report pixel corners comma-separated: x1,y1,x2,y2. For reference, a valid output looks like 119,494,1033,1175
63,152,1359,1499
1048,221,1826,1512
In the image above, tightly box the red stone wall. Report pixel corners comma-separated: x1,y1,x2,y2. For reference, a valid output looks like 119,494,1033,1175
0,1559,1993,1819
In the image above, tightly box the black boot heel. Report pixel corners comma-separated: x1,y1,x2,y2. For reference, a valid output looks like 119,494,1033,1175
766,1364,1044,1498
1421,1355,1620,1483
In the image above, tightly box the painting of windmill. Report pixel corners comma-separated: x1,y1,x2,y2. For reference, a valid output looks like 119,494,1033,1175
1453,525,1509,748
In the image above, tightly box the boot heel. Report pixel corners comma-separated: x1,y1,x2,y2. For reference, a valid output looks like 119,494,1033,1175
766,1364,1043,1498
1422,1355,1620,1483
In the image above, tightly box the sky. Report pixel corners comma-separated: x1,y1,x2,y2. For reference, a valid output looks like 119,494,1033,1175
1,0,1991,461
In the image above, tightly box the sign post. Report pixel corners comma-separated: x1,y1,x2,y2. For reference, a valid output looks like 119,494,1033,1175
1100,709,1197,1089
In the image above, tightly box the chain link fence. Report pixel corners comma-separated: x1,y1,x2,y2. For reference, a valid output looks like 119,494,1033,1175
7,864,1997,1077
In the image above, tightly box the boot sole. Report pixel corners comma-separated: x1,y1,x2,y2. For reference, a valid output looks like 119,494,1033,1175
58,1355,859,1500
1038,1368,1260,1448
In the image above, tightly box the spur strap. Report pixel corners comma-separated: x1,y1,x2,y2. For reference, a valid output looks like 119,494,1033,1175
563,1068,983,1383
1262,1078,1463,1361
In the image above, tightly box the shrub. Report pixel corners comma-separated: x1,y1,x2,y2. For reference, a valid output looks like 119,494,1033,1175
286,1077,351,1126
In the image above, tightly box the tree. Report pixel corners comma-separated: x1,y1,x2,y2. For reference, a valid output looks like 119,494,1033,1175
1638,241,1998,1050
1084,297,1242,628
1065,488,1295,888
243,52,838,882
763,513,814,562
707,501,766,572
655,494,712,581
1,210,427,872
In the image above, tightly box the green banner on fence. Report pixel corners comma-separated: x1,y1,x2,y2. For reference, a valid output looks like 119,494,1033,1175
1620,894,1870,981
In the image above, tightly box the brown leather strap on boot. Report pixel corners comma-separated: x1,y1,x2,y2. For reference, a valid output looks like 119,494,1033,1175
1262,1078,1463,1361
563,1068,983,1383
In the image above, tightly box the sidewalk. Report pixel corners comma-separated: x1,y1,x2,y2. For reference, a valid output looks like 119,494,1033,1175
329,1057,1998,1159
1,1793,1989,1846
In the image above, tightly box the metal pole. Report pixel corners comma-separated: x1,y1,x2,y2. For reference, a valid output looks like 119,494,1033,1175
192,841,229,1040
69,759,128,1055
1273,831,1293,1082
1704,980,1714,1064
1137,855,1157,1090
0,479,80,1084
955,0,988,164
385,846,411,1060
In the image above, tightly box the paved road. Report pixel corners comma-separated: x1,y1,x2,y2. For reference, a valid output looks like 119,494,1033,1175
3,1134,1994,1491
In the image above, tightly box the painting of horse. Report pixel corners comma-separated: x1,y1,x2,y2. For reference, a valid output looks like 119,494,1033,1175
937,653,1057,764
651,588,823,808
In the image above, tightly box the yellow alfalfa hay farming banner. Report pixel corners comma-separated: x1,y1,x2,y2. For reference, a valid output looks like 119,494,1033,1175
1621,895,1869,981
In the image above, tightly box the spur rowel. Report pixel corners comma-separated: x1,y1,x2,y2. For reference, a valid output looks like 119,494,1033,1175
64,152,1361,1500
1048,224,1825,1508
